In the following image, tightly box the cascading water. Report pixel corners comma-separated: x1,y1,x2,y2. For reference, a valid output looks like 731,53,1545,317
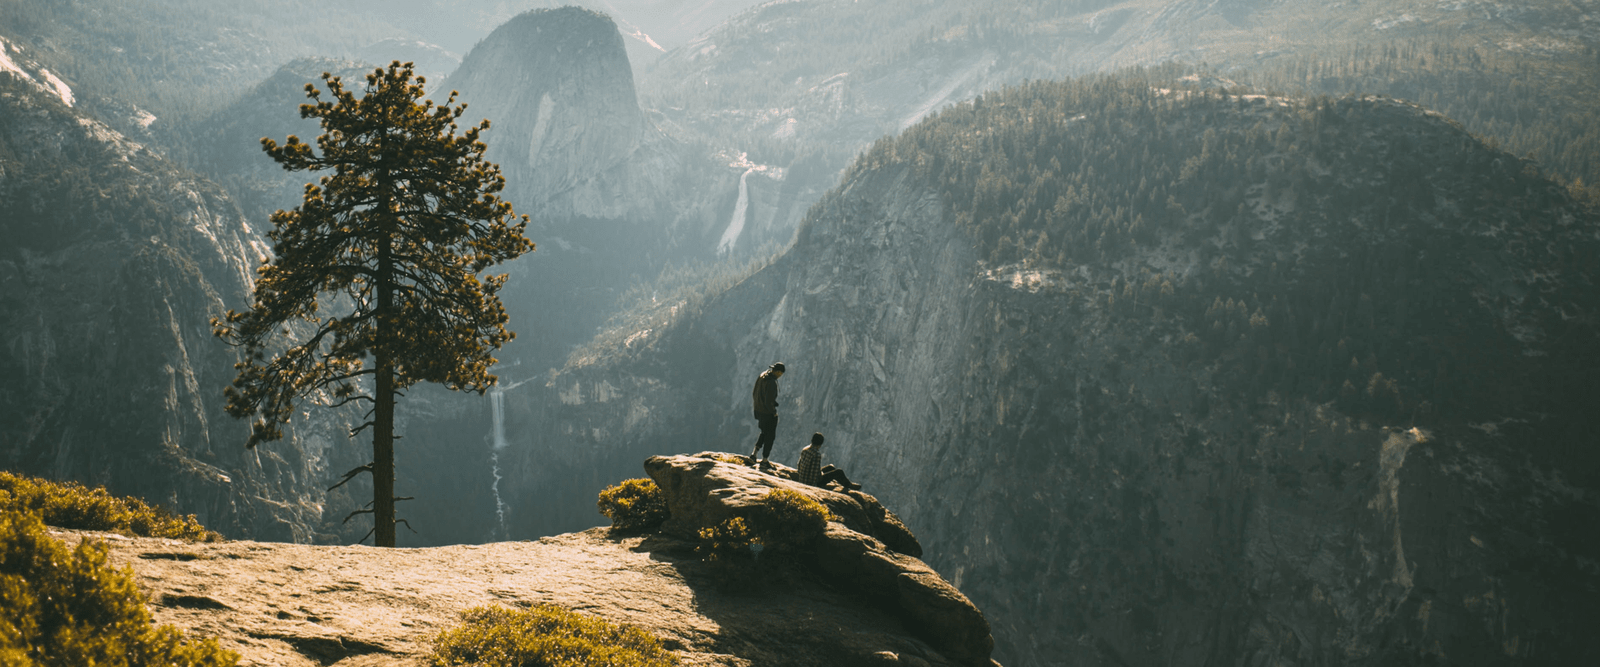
716,167,754,254
488,388,510,541
486,373,528,542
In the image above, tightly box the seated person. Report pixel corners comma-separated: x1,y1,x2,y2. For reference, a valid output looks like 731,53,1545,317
796,432,861,491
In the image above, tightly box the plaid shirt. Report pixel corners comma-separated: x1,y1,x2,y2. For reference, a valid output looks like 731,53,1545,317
796,445,822,486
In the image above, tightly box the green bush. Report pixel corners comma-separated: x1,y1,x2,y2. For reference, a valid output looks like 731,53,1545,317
430,604,679,667
0,472,221,542
0,510,240,666
696,488,832,562
744,488,831,552
695,516,755,564
596,479,670,533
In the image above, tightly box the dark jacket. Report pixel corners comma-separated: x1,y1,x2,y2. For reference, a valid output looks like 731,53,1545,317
752,369,779,417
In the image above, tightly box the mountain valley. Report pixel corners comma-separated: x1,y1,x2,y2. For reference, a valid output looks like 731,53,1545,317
3,1,1600,665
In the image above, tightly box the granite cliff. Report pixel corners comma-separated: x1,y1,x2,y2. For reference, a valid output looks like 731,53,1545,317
488,78,1600,665
0,59,368,543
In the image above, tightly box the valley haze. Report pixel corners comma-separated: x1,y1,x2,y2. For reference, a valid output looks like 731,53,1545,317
2,1,1599,666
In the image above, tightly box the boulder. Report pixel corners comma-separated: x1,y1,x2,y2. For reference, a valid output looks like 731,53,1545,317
645,453,876,538
645,453,997,667
646,452,923,557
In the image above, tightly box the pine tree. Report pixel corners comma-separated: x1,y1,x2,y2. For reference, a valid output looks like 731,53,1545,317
213,62,534,547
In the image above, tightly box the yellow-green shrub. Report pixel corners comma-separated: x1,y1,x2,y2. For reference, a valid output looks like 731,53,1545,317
596,478,669,533
0,510,239,667
430,604,679,667
695,488,831,562
0,472,220,542
744,488,830,552
695,516,755,563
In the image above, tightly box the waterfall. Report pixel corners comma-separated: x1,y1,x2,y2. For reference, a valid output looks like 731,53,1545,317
485,373,529,542
717,168,754,254
488,388,510,540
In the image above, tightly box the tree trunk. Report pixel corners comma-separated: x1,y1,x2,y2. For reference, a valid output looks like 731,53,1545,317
374,359,396,547
374,170,398,548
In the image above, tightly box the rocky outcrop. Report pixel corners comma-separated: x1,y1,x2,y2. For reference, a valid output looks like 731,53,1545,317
644,452,995,667
645,452,921,557
82,455,998,666
91,525,951,667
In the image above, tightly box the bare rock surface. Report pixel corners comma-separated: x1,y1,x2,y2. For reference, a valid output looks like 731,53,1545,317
68,481,978,666
647,452,922,558
646,453,995,666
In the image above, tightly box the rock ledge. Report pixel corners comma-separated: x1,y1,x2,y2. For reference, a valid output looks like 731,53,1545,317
85,453,1001,667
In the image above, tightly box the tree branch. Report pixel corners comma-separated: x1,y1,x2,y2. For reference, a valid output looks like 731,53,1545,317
327,463,373,492
342,508,374,524
322,393,375,409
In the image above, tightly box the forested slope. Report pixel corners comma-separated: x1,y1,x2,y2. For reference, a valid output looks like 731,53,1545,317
640,0,1600,202
515,73,1600,666
0,68,368,543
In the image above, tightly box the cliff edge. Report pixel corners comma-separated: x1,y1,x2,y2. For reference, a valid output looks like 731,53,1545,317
97,453,999,667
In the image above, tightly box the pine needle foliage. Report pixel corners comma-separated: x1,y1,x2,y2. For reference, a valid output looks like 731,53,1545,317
0,511,239,666
212,61,534,547
430,604,679,667
596,479,669,533
0,472,220,542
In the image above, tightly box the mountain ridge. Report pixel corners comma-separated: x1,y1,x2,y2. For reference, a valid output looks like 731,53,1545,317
495,76,1600,665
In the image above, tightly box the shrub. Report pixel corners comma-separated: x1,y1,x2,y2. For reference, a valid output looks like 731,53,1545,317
743,488,831,552
0,510,240,667
596,479,669,532
0,472,221,542
695,516,755,564
430,604,679,667
695,488,832,562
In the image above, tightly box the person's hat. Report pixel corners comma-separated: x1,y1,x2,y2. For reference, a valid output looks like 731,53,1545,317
771,362,786,373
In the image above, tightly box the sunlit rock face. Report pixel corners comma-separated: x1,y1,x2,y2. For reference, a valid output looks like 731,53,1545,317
443,6,673,223
498,88,1600,665
94,453,995,666
0,76,368,543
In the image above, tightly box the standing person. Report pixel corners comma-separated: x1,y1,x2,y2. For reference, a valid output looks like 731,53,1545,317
749,362,784,465
796,432,860,491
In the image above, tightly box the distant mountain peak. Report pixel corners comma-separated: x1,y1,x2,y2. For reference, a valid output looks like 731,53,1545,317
442,6,656,220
